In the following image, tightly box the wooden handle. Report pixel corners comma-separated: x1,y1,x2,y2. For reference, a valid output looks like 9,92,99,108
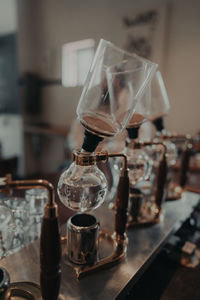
155,155,167,208
179,145,191,188
115,170,129,236
40,216,61,300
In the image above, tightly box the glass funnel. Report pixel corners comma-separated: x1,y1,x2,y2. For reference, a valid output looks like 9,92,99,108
57,151,108,212
126,70,170,129
77,39,157,152
145,70,170,122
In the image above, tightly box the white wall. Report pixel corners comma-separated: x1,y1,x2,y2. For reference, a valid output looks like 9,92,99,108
0,0,23,175
0,0,17,35
16,0,200,174
0,115,23,175
164,0,200,134
17,0,200,134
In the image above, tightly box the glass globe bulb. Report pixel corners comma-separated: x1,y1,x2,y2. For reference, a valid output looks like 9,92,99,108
124,147,152,186
57,161,108,212
155,131,178,166
164,140,178,166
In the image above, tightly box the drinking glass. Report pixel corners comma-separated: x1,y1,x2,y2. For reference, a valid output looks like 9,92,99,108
0,205,15,258
25,188,48,242
25,188,48,220
2,196,30,252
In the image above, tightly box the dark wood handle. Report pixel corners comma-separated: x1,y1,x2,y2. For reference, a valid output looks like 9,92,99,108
40,217,61,300
179,146,191,188
115,171,129,236
155,155,167,208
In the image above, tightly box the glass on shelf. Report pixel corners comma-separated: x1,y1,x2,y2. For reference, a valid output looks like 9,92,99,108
25,188,48,220
2,196,31,252
0,205,15,258
2,192,48,251
25,188,48,243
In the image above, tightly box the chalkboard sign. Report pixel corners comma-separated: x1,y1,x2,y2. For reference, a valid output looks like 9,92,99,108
0,33,19,114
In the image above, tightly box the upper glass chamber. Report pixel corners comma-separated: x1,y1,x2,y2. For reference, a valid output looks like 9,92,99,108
77,39,157,139
126,70,170,129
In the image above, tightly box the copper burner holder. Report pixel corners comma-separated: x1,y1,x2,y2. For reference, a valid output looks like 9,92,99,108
62,229,127,279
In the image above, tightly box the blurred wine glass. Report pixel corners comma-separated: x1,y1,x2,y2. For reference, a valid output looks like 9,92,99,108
2,196,30,252
0,205,15,259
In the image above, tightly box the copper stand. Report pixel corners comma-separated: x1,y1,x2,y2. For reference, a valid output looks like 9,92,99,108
0,174,61,300
61,152,129,279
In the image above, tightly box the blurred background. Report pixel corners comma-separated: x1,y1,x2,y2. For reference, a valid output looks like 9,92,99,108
0,0,199,178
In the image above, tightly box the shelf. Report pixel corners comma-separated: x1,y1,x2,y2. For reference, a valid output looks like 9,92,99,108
24,124,69,137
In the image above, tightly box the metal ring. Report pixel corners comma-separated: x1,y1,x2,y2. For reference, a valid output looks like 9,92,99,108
4,282,42,300
72,150,96,166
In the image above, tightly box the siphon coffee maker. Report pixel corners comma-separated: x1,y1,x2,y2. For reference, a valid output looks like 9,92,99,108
57,39,157,277
124,70,170,187
126,140,167,226
58,150,130,278
123,71,170,226
156,132,193,201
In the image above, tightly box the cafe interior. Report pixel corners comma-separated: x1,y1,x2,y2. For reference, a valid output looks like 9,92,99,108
0,0,200,299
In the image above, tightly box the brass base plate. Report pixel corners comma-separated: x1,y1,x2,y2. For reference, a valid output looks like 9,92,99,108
166,183,183,201
127,211,163,228
63,230,126,278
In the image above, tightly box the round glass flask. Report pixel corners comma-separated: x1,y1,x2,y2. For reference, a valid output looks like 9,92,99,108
57,151,108,212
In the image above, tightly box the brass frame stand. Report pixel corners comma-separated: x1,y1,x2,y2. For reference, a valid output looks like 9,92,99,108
61,151,129,279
